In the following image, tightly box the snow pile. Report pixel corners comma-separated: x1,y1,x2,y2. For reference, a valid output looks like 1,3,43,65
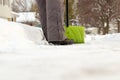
0,19,48,52
85,33,120,42
16,12,36,22
102,33,120,41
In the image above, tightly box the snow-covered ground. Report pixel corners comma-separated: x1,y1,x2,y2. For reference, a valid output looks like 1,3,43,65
0,18,120,80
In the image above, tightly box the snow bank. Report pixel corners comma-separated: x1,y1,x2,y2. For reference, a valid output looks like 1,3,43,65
16,12,36,22
85,33,120,42
0,19,48,52
102,33,120,41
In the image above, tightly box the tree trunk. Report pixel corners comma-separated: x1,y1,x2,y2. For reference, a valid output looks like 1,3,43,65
106,17,109,34
103,27,106,35
101,21,106,35
98,27,101,34
118,21,120,33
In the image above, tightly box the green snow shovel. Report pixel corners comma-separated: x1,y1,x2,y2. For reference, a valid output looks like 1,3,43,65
65,0,85,43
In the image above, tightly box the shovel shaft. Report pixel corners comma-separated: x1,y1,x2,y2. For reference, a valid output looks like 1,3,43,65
66,0,69,27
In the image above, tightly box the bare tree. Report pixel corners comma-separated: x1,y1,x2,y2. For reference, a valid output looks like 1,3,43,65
12,0,32,12
77,0,120,34
115,0,120,32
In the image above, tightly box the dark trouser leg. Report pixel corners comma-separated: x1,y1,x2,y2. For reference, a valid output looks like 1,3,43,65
46,0,66,41
36,0,48,40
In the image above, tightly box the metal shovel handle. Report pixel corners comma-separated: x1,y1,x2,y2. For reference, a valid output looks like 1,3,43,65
66,0,69,27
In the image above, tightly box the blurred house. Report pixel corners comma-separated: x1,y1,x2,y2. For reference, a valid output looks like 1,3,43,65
0,0,18,21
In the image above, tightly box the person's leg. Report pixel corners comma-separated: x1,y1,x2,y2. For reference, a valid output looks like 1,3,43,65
46,0,66,42
61,0,65,27
36,0,48,40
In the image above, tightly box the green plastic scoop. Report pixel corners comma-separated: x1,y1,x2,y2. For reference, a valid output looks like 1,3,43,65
65,0,85,43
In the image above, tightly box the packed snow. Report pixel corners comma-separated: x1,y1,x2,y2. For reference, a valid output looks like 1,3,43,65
0,18,120,80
